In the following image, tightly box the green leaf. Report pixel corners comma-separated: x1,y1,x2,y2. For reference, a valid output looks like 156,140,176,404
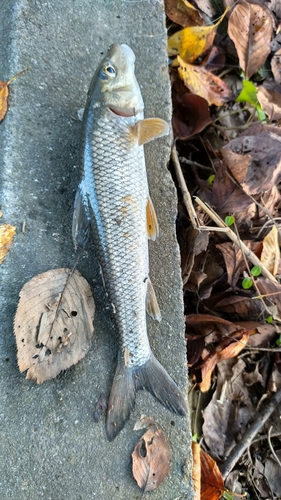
236,80,267,123
251,266,261,277
266,316,273,324
242,277,253,289
276,335,281,346
236,79,258,106
224,215,235,226
207,174,215,185
223,492,235,500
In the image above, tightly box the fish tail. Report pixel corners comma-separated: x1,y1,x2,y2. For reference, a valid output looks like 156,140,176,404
106,353,187,441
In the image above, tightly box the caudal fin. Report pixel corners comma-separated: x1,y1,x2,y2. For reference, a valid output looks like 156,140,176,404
106,353,187,441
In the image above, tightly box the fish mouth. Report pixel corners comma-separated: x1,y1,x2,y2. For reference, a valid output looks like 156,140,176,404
108,105,137,118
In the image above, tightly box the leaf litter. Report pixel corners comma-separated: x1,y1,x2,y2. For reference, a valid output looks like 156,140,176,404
166,0,281,497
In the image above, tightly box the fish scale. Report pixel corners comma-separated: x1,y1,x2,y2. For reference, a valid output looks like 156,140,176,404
73,43,187,440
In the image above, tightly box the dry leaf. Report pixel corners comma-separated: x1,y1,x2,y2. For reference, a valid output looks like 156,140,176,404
0,223,16,264
178,57,233,106
203,358,253,458
0,69,29,122
216,240,262,287
257,84,281,121
14,268,95,383
168,8,228,64
164,0,204,27
200,448,224,500
132,425,171,492
271,48,281,84
222,126,281,196
228,1,273,79
192,442,201,500
261,225,280,275
199,331,250,392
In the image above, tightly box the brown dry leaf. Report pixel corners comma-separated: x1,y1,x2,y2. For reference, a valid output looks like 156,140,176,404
199,331,250,392
14,268,95,383
172,91,212,140
164,0,204,27
216,240,262,287
211,164,253,217
222,126,281,196
203,358,253,458
200,447,224,500
192,442,201,500
256,277,281,317
257,84,281,121
228,1,273,79
168,8,228,64
272,48,281,84
132,425,171,492
0,223,16,264
0,69,29,122
178,57,233,106
261,225,280,276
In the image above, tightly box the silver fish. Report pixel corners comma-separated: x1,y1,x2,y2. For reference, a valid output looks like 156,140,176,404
73,44,187,440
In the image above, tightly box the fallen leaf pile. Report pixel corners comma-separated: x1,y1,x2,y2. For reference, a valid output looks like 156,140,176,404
14,268,95,383
166,0,281,497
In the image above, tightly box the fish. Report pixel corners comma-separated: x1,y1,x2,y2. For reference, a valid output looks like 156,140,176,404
73,43,187,440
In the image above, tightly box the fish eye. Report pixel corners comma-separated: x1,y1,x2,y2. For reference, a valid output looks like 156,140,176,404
103,64,116,78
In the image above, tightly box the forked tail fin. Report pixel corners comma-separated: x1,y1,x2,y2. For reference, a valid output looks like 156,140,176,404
106,353,187,441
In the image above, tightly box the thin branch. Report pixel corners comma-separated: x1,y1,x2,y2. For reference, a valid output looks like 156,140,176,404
195,197,278,284
220,388,281,479
178,156,213,172
172,145,199,229
268,426,281,468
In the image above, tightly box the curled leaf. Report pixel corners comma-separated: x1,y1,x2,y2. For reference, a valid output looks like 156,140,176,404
0,223,16,264
14,268,95,383
132,425,171,492
261,225,280,276
228,1,273,79
178,57,233,106
168,8,228,64
0,68,29,122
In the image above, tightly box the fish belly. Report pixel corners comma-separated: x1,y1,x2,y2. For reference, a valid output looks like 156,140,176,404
82,112,151,367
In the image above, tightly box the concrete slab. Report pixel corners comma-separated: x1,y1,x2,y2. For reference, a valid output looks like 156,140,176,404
0,1,194,498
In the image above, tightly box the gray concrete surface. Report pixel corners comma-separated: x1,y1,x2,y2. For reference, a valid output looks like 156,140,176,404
0,1,194,499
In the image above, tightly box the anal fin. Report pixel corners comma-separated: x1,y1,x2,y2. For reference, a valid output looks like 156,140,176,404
146,196,159,241
72,184,90,250
146,277,161,322
132,118,169,146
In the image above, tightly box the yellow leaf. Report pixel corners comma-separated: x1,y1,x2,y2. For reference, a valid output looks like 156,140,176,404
168,7,229,64
0,224,16,264
177,56,233,106
261,225,280,276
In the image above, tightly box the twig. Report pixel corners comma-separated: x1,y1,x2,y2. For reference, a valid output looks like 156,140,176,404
220,387,281,479
171,145,199,229
178,156,213,172
195,197,278,284
268,426,281,468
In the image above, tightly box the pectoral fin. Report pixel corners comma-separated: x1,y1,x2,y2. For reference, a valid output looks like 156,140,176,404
133,118,169,146
72,185,90,250
146,196,159,241
146,276,161,322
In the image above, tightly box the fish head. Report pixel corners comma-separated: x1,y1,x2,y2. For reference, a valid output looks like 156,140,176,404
89,44,144,118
